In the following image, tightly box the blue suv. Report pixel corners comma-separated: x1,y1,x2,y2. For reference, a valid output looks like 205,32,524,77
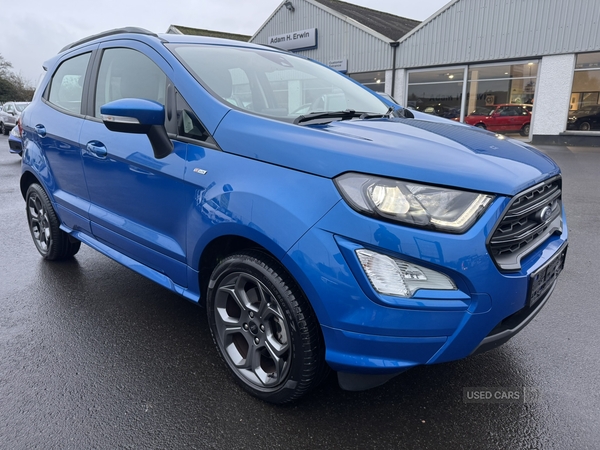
20,28,568,403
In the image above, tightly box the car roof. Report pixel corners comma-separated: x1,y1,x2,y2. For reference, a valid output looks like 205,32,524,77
46,27,279,74
59,27,270,54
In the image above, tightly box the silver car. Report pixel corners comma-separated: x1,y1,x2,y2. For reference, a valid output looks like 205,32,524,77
0,101,29,135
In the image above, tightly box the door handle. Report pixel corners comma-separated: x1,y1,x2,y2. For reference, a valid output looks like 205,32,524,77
86,141,108,158
35,124,46,137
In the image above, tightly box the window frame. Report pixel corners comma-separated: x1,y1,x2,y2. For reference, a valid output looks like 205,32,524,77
42,49,95,117
91,46,169,119
85,42,219,151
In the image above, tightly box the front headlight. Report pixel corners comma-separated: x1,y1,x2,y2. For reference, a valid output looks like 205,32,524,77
335,173,493,233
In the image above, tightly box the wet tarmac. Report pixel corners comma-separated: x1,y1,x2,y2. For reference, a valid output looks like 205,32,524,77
1,135,599,449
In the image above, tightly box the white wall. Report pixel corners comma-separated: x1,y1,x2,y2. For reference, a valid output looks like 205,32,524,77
392,69,407,105
384,70,393,95
531,54,576,137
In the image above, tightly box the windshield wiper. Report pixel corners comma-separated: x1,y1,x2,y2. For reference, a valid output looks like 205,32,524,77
359,106,395,120
293,107,403,125
294,109,361,125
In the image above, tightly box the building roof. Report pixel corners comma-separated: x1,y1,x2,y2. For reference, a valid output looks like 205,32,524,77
166,25,250,42
396,0,600,68
313,0,421,41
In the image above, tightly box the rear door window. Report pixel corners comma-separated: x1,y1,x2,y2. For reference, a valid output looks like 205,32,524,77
46,52,91,115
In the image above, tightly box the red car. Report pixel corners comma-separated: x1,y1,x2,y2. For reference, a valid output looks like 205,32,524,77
465,104,531,136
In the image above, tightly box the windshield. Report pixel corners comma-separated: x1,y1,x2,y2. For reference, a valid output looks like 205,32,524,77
470,106,495,116
581,105,600,112
167,44,389,122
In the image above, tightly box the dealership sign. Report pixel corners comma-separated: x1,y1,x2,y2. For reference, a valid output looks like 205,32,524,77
328,59,348,73
268,28,318,51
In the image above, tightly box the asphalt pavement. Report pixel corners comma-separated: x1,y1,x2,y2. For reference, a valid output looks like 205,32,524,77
1,134,599,449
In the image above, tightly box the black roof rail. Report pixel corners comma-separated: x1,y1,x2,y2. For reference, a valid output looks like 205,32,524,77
59,27,160,53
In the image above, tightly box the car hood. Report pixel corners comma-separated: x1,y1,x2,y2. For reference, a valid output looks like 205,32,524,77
569,110,597,118
214,111,560,196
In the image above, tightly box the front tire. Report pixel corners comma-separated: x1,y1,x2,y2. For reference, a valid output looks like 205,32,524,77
206,251,326,404
25,184,81,260
0,122,6,135
520,123,531,136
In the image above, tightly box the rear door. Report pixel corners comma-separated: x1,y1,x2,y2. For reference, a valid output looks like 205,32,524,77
510,105,530,132
25,50,94,233
78,42,190,287
492,106,513,131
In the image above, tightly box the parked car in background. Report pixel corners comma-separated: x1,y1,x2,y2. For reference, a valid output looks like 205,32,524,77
8,119,23,156
567,105,600,131
420,103,460,120
465,104,531,136
0,101,30,135
19,28,567,404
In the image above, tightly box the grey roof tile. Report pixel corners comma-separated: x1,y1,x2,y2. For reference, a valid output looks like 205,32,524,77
314,0,420,41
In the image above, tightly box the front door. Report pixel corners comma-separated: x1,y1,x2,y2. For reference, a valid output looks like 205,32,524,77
79,45,189,287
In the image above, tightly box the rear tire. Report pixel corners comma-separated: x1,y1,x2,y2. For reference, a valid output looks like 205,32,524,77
206,250,326,404
579,122,591,131
0,122,6,135
25,183,81,260
475,123,486,129
520,123,531,136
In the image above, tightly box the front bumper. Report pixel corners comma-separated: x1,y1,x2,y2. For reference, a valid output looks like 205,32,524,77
283,195,568,380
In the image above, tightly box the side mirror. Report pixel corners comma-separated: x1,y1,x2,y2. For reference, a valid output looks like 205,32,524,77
101,98,173,159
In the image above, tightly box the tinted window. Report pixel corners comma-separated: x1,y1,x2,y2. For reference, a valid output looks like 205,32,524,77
47,53,91,114
94,48,167,118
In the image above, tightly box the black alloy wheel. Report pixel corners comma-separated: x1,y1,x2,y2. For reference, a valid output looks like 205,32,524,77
207,251,326,404
579,122,591,131
25,183,81,260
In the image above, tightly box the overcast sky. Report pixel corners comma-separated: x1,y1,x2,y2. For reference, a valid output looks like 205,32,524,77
3,0,451,85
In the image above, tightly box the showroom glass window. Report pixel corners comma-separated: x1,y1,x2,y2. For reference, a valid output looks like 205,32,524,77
466,62,538,115
406,68,465,120
567,52,600,131
350,71,387,93
46,52,91,115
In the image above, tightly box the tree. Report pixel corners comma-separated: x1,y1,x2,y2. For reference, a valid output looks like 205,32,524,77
0,54,11,74
0,54,35,102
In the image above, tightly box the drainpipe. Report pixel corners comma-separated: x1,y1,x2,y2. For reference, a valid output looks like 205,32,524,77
390,42,400,99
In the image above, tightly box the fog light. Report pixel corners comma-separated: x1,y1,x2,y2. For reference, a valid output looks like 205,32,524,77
356,249,456,298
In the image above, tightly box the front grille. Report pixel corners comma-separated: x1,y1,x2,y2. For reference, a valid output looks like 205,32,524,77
488,176,563,271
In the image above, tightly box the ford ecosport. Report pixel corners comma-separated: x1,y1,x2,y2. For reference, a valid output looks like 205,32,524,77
19,28,567,403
